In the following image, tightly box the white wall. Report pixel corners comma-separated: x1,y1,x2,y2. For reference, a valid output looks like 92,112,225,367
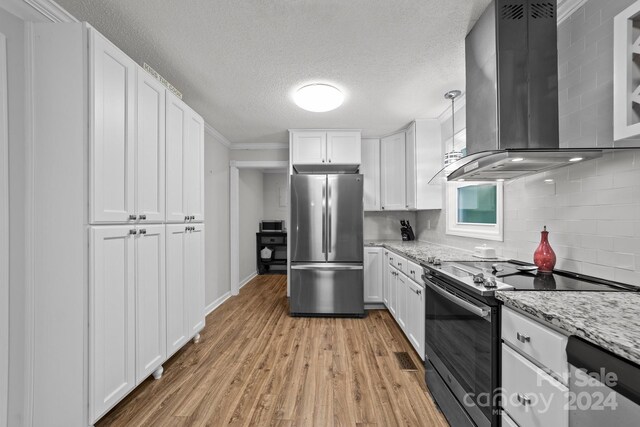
238,169,264,282
204,134,231,309
262,172,288,221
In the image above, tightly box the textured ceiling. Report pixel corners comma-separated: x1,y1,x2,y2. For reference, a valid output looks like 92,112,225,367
56,0,492,145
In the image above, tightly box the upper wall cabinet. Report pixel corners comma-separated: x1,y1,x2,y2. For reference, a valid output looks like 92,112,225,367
361,138,381,211
290,130,361,172
377,120,443,211
165,92,205,223
90,31,136,224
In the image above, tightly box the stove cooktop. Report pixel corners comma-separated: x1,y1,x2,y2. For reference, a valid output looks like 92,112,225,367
425,260,638,293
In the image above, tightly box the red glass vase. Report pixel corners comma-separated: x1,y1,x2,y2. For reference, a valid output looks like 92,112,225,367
534,226,556,273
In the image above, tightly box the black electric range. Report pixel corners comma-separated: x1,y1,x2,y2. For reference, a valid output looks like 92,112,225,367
421,259,637,427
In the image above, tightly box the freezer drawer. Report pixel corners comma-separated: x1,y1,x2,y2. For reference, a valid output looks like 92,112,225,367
290,264,364,317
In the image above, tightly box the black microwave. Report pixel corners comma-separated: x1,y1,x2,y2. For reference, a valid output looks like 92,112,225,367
259,220,286,232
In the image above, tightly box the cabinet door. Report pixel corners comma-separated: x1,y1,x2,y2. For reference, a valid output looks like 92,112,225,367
135,70,165,222
388,266,397,318
405,123,416,210
380,132,406,210
90,31,136,224
135,225,166,384
186,224,205,336
327,131,361,164
361,138,381,211
383,250,390,307
291,131,327,164
166,225,188,357
364,247,383,303
165,93,188,222
396,273,408,332
186,111,204,222
90,226,135,423
407,280,425,360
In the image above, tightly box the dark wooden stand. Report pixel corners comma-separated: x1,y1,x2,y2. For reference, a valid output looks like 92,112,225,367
256,232,287,275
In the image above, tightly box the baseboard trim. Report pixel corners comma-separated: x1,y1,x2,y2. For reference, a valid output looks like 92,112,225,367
239,271,258,289
365,303,386,310
205,291,231,316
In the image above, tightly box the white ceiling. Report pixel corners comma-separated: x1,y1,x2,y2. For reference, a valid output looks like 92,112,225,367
56,0,492,145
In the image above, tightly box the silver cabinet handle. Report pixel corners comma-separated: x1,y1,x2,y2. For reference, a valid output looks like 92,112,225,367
129,229,137,235
128,214,137,220
139,229,146,235
517,394,531,406
517,332,531,343
423,279,491,319
138,214,146,220
185,215,190,221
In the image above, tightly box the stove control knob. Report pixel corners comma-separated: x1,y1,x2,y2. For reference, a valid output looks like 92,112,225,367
427,256,435,264
484,277,498,288
433,258,441,266
473,273,485,284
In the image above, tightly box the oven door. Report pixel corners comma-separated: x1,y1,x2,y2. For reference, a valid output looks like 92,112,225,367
423,273,498,427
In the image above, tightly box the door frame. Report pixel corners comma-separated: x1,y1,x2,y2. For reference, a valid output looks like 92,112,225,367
0,32,9,427
229,161,289,296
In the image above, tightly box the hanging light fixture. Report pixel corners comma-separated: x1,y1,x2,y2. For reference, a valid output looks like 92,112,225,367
443,90,462,167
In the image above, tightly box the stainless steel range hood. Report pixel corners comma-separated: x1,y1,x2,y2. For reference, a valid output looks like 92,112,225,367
438,0,605,182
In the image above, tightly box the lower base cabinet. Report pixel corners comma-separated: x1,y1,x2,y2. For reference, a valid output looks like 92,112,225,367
407,279,425,359
364,247,384,303
91,224,205,423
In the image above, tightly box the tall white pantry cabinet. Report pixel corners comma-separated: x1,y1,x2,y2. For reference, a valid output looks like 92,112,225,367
31,23,205,426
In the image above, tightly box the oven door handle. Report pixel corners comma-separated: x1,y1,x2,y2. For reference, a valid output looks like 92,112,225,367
423,279,491,319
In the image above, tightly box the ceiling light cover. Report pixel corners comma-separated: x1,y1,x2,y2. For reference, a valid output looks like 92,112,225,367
294,84,344,112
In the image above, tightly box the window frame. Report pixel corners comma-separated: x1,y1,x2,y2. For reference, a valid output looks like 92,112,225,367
445,181,504,241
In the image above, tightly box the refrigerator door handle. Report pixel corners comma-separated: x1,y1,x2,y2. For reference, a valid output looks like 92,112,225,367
322,178,326,256
327,179,332,253
291,264,364,271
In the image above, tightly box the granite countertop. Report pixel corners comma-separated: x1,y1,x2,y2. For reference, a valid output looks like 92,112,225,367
365,240,499,265
496,291,640,365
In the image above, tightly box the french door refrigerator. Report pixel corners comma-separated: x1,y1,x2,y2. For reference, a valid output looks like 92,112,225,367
290,174,364,317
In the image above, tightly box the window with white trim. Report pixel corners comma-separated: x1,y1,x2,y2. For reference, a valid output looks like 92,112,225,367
446,181,503,241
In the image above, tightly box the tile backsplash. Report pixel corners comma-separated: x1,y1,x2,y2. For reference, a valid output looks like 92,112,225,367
416,151,640,286
365,211,416,241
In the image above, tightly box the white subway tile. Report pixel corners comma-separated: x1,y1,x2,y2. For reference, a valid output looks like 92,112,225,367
613,269,640,287
597,250,635,270
582,234,614,251
596,188,639,205
594,204,640,220
581,262,615,280
581,174,613,190
566,220,598,234
597,220,636,236
612,169,640,188
613,237,640,255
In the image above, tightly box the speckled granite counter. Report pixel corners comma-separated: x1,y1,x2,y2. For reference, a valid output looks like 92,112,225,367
496,291,640,365
365,240,496,265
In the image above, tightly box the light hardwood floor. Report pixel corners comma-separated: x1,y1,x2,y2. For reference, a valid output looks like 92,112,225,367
97,275,448,426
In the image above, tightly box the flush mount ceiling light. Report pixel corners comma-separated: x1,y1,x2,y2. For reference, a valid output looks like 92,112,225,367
294,84,344,112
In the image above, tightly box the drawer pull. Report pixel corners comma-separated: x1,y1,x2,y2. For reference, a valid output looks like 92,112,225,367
517,332,531,343
517,393,531,406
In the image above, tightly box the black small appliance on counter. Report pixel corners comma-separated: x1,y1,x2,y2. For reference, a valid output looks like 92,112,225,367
400,220,415,241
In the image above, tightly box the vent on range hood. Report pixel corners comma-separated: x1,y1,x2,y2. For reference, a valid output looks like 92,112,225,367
435,0,606,182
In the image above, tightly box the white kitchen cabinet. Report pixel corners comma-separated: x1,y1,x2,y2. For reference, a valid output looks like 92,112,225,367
135,70,166,223
383,249,390,307
327,131,361,164
405,123,417,210
407,279,425,360
396,272,408,333
361,138,381,211
90,226,136,423
166,93,204,223
290,130,361,168
380,132,406,210
166,224,206,353
134,225,166,384
387,261,398,318
364,247,383,303
186,224,206,336
90,30,136,224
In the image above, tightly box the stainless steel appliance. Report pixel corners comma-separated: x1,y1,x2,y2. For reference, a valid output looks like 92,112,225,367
568,336,640,427
422,259,638,427
290,174,364,317
259,219,286,232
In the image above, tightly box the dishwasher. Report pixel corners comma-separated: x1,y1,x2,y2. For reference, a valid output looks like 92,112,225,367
567,336,640,427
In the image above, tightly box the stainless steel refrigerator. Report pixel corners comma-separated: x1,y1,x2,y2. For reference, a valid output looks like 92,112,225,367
290,174,364,317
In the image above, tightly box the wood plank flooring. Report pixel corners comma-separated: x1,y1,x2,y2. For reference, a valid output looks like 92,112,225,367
97,275,449,426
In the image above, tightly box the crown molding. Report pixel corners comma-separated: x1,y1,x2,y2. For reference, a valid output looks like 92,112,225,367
231,142,288,150
203,122,232,148
558,0,588,25
23,0,78,22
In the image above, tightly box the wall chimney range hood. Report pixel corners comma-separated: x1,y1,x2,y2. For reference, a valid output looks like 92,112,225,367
435,0,608,183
